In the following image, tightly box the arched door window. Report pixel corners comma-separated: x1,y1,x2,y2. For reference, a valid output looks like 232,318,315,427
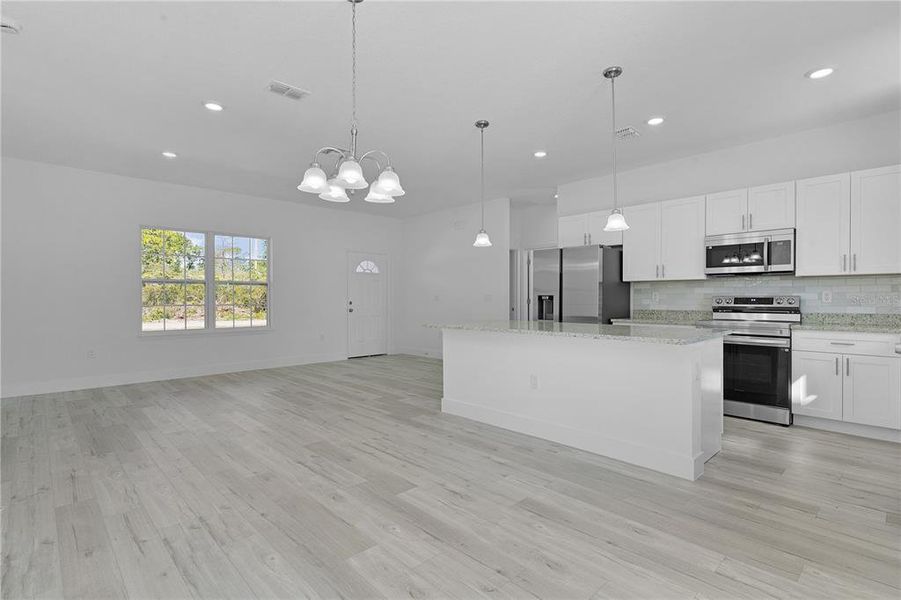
355,260,380,274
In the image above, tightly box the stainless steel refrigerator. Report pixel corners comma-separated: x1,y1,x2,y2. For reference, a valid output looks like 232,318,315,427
529,245,630,324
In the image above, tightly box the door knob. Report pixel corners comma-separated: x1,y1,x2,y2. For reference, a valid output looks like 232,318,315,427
348,308,354,313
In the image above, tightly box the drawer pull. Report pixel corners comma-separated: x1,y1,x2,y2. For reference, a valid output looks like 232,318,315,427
829,342,855,346
895,344,901,355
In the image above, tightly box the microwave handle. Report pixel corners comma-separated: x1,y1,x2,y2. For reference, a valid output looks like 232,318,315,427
763,236,770,272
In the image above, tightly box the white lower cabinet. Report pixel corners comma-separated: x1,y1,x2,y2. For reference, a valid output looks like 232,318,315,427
843,355,901,429
792,332,901,430
792,351,844,420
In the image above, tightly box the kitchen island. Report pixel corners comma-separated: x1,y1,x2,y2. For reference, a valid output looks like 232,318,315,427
428,321,725,480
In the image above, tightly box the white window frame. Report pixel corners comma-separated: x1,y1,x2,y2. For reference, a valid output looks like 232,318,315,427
140,226,272,336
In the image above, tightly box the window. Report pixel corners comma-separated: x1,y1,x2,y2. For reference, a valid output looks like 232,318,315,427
141,228,269,332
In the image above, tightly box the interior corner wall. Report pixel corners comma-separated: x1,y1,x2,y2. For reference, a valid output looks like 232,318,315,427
557,109,901,216
395,197,510,358
0,157,402,397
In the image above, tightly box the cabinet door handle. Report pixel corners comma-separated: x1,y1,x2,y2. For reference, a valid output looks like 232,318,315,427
846,357,850,377
842,254,847,272
853,253,857,271
830,342,855,346
588,233,592,245
749,213,753,230
835,357,839,376
661,264,665,278
583,233,587,245
656,265,659,278
741,214,746,230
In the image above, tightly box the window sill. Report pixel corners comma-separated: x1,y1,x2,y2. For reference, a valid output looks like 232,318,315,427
139,326,273,339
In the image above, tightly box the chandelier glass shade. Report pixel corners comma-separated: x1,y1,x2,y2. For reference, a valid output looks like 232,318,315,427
297,0,403,203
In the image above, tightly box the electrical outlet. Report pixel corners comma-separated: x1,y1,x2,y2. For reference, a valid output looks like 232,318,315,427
821,290,833,304
319,333,325,342
529,374,539,389
652,291,660,304
87,350,96,359
433,295,440,302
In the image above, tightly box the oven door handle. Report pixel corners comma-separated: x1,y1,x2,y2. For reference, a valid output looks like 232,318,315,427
724,335,791,348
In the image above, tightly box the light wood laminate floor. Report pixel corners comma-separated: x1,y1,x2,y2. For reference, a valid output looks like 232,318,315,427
2,355,900,599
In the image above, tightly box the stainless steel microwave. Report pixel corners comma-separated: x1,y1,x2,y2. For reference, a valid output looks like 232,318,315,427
704,228,795,276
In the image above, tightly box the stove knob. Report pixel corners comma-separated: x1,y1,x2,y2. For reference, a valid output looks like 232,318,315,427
725,298,733,305
787,298,796,305
776,298,784,305
715,298,723,305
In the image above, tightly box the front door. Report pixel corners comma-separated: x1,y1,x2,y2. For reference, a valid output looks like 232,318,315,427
347,252,387,358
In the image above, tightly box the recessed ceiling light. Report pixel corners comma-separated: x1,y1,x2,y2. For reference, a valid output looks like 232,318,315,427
554,193,559,199
161,151,178,158
533,151,547,158
203,101,224,111
647,116,665,126
806,67,834,80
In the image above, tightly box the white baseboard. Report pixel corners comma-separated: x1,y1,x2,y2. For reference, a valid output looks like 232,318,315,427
395,346,443,359
1,352,347,399
793,415,901,443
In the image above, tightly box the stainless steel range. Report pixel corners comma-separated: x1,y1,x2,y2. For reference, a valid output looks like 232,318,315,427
699,295,801,426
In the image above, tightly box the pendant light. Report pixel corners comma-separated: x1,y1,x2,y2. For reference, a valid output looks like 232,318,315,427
602,66,630,232
473,120,492,247
297,0,404,203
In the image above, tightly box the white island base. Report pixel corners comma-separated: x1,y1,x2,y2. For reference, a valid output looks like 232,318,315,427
437,322,724,480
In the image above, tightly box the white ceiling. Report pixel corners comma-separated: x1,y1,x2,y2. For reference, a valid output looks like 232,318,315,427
2,1,899,217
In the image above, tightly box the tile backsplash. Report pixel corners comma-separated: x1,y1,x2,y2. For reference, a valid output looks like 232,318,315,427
632,274,901,314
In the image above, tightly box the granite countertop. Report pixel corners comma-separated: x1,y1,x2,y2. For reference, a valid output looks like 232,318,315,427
425,320,726,345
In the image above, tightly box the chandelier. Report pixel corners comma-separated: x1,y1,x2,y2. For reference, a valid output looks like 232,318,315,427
602,66,629,231
297,0,404,204
472,120,492,247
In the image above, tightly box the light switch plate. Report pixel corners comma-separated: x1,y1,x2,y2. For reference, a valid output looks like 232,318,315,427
821,290,832,304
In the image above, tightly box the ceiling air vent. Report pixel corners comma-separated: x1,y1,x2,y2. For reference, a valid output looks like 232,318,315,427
1,16,22,34
267,80,311,101
616,126,640,140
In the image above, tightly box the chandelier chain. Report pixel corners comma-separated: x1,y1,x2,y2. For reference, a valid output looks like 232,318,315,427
351,0,357,130
610,75,618,211
480,128,485,227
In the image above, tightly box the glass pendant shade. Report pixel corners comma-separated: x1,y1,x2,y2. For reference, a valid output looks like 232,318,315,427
377,168,405,196
336,159,367,189
298,165,328,193
364,185,395,203
603,209,630,232
319,183,351,203
473,229,492,247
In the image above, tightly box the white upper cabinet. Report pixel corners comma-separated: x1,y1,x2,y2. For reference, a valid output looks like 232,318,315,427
707,184,795,235
622,203,661,282
747,181,795,231
796,173,851,276
623,197,706,282
558,214,588,247
850,165,901,275
558,212,623,247
587,212,623,246
705,188,748,235
843,354,901,429
659,196,706,280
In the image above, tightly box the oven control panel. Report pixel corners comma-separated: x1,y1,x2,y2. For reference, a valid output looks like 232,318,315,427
713,295,799,308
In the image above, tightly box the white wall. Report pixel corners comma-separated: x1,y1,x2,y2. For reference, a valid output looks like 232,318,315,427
510,203,557,250
1,158,402,397
396,197,510,357
558,110,901,215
